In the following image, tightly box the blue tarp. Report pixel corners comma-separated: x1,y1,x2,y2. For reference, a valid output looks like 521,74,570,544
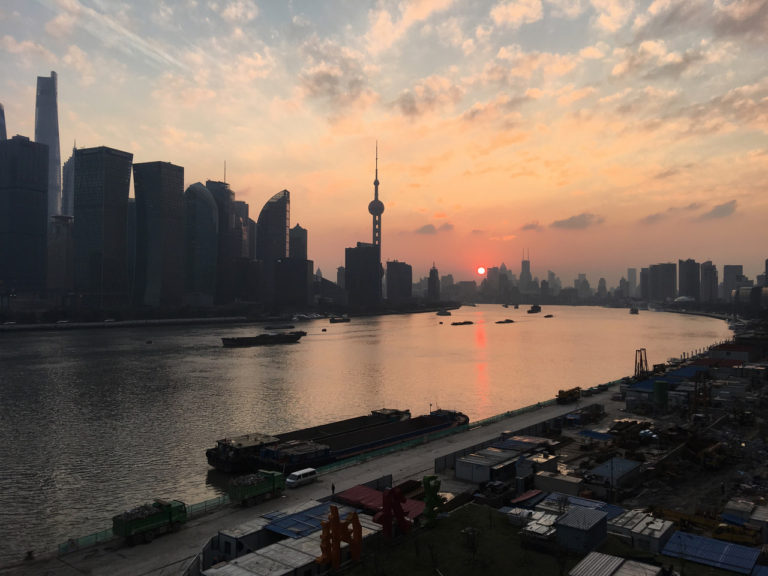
662,530,760,575
263,501,358,539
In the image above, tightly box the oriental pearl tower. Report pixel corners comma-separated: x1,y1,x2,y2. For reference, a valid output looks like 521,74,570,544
368,142,384,249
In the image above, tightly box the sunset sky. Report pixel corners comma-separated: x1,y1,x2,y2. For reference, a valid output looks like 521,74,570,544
1,0,766,285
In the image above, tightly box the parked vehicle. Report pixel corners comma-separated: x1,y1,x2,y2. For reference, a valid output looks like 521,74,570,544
112,499,187,544
286,468,317,488
228,470,285,505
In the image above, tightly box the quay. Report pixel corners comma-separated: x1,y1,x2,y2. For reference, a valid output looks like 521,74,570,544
0,396,614,576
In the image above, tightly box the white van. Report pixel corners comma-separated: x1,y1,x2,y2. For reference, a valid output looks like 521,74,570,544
286,468,317,488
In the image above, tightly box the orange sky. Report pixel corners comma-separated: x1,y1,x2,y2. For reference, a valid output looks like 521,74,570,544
2,0,766,285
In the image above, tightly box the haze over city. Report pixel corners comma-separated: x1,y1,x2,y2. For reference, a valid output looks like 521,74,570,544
2,0,766,283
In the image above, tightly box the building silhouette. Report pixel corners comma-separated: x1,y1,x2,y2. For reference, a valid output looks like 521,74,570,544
649,263,676,302
678,259,700,301
345,242,382,308
427,264,440,302
386,260,412,304
640,267,650,301
184,183,218,307
73,146,133,307
133,161,185,308
700,261,718,303
723,265,746,301
519,252,532,293
336,266,345,289
47,215,74,297
290,224,308,261
255,189,290,305
0,135,48,293
206,180,237,304
368,145,384,250
0,103,6,140
61,144,75,217
35,71,61,220
627,268,637,298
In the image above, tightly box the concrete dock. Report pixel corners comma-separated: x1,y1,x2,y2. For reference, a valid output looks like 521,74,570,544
0,397,617,576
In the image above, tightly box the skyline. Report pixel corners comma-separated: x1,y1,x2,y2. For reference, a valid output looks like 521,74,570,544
1,0,766,283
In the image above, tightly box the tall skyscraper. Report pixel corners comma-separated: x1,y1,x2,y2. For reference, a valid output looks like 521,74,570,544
35,71,61,220
0,135,48,293
256,190,290,263
184,183,218,307
700,261,718,303
678,259,700,300
73,146,133,306
0,103,7,140
345,242,382,308
47,215,74,296
386,260,412,304
427,264,440,302
627,268,637,298
723,265,743,301
368,144,384,250
61,144,75,216
289,223,307,261
649,263,677,302
519,252,532,293
133,161,185,308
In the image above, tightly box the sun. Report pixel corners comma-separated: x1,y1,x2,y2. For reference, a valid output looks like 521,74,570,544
477,266,486,275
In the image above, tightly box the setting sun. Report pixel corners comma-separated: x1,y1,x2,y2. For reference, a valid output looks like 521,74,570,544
477,267,486,275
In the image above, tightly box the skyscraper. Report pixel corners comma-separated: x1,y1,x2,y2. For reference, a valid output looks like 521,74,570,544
700,261,718,303
35,71,61,220
678,259,700,301
61,144,75,216
256,190,290,263
649,263,677,302
386,260,412,304
73,146,133,306
290,224,308,261
206,180,237,304
0,135,48,293
184,183,218,306
133,161,185,308
0,103,7,140
428,264,440,302
368,144,384,249
627,268,637,298
345,242,382,308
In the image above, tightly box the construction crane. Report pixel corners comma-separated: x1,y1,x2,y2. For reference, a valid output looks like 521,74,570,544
635,348,649,378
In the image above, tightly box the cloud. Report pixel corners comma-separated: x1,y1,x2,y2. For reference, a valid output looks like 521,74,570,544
698,199,737,220
640,211,665,225
300,38,373,112
713,0,768,40
521,221,543,231
491,0,544,28
550,212,604,229
639,202,705,224
63,45,95,85
438,222,454,231
365,0,456,55
547,0,587,19
1,35,57,63
415,224,437,234
393,75,464,117
591,0,635,32
218,0,258,23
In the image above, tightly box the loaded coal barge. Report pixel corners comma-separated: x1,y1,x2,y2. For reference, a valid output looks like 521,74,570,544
206,408,468,474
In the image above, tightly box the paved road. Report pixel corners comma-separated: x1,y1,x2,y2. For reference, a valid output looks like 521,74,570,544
0,397,616,576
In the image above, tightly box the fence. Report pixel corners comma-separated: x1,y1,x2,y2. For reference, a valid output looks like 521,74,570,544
187,495,230,519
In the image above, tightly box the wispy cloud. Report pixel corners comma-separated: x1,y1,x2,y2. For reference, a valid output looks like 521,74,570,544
698,199,737,220
521,221,543,231
550,212,604,229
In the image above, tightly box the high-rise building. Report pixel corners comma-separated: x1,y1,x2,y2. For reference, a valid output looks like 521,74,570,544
61,144,75,216
368,144,384,250
73,146,133,306
427,264,440,302
35,71,61,220
256,189,290,304
519,252,532,293
678,259,700,301
345,242,382,308
649,263,677,302
290,224,308,261
627,268,637,298
386,261,412,304
0,103,7,140
47,215,74,296
206,180,236,304
184,183,218,307
336,266,345,289
722,265,743,301
640,267,650,301
700,261,718,303
133,161,185,308
0,135,48,293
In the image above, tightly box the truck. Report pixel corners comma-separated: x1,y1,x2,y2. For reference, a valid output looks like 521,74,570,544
557,387,581,404
112,499,187,544
228,470,285,506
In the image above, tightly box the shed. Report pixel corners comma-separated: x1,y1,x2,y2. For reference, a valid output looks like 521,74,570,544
608,509,674,553
588,457,641,488
569,552,623,576
216,517,274,562
455,447,517,483
662,530,760,575
555,506,607,554
534,471,583,496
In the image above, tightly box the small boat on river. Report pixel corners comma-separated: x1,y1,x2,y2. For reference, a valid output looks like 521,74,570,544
222,331,306,348
451,321,473,326
329,316,350,323
527,304,542,314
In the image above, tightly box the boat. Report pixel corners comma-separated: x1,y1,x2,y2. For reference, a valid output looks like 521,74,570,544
329,316,350,323
629,307,639,315
436,309,452,316
527,304,542,314
206,408,468,473
495,319,514,324
451,321,473,326
264,324,295,330
222,331,306,347
544,314,554,318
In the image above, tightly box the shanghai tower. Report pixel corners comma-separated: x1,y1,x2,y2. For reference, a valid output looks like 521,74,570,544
35,71,61,219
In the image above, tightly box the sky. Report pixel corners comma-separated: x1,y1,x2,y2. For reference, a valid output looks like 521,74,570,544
1,0,766,286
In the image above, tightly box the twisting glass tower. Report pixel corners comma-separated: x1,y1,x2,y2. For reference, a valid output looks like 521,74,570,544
367,143,384,249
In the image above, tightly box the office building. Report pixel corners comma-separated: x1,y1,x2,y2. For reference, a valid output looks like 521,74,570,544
255,189,290,304
627,268,637,298
345,242,382,308
275,257,313,308
701,261,718,303
184,183,218,307
133,161,185,308
427,264,440,302
73,146,133,306
47,215,74,295
35,71,61,219
678,259,700,301
640,268,650,301
519,253,532,293
61,144,75,216
386,260,412,304
206,180,236,304
0,135,48,293
649,263,677,302
290,224,308,261
723,265,745,301
0,103,6,140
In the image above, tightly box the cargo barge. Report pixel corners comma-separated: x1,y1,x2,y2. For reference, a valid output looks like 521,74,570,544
206,408,468,473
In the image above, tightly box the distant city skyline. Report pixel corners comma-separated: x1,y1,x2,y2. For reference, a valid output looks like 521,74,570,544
1,1,766,283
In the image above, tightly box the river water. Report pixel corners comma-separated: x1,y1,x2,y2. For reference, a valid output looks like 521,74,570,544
0,305,731,565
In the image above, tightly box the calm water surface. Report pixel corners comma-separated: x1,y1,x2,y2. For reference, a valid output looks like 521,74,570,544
0,305,731,564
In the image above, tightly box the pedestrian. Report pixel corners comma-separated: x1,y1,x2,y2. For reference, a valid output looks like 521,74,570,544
331,482,335,496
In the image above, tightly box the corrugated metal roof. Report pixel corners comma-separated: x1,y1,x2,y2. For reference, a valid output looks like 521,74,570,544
539,493,625,520
614,560,662,576
590,457,641,483
662,530,760,575
264,501,358,539
568,552,623,576
751,565,768,576
556,506,606,530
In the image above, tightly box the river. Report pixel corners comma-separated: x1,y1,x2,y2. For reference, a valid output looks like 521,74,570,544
0,305,731,565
